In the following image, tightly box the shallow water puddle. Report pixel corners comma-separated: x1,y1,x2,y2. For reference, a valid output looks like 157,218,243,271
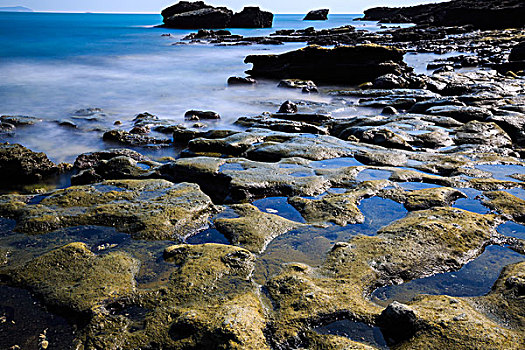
371,245,525,307
356,169,392,182
505,187,525,200
0,285,76,350
314,319,388,349
475,164,525,182
397,182,442,191
497,221,525,240
357,197,408,232
310,157,363,169
452,188,489,214
252,197,306,223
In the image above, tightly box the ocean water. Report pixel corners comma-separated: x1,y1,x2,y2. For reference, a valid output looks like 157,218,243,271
0,12,393,162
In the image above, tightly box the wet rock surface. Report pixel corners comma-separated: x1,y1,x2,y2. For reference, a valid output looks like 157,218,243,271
1,9,525,349
0,180,217,240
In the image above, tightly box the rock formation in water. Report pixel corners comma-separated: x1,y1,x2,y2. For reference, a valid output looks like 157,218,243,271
161,1,273,29
304,9,329,21
361,0,525,29
245,44,408,84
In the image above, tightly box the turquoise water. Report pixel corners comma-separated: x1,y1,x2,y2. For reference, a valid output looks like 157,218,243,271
0,12,388,162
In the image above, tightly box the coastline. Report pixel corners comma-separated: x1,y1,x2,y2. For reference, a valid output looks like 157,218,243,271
0,3,525,349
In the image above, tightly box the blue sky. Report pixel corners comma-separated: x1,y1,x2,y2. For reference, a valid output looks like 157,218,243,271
0,0,440,13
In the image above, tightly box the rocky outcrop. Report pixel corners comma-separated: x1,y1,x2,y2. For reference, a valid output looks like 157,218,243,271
161,1,273,29
0,143,64,185
304,9,329,21
362,0,525,29
0,179,217,241
509,41,525,61
245,44,407,84
230,7,273,28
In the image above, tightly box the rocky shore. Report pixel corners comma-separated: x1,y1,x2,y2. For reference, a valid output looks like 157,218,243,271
1,0,525,349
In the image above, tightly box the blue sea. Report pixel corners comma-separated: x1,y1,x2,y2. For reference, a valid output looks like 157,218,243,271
0,12,393,162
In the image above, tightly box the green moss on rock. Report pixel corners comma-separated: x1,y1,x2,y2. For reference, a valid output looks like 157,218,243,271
0,179,218,240
215,204,303,253
9,242,138,314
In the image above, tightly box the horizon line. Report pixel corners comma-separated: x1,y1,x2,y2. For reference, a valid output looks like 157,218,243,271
4,10,364,15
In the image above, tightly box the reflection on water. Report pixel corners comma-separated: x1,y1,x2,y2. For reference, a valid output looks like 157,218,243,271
371,245,525,307
254,196,407,283
0,285,76,350
314,319,388,349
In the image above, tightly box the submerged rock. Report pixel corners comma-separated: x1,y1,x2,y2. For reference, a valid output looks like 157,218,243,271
289,180,389,225
215,204,302,253
245,45,407,84
227,76,256,85
0,180,217,240
304,9,329,21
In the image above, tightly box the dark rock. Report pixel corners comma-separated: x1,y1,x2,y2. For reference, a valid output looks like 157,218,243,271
425,105,492,123
487,110,525,145
378,302,419,345
0,143,61,184
163,6,233,29
130,126,150,134
103,130,172,147
509,41,525,62
278,100,298,114
408,97,466,114
362,0,525,29
184,110,220,120
304,9,329,21
74,149,149,170
271,113,331,124
0,115,42,126
227,76,256,85
382,106,399,115
230,7,273,28
245,45,407,85
454,121,512,147
373,73,408,89
278,79,318,92
71,156,151,185
73,107,105,116
161,2,273,29
58,119,78,128
161,1,211,19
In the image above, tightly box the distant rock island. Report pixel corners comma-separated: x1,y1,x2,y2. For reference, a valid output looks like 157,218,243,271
361,0,525,29
0,6,33,12
160,1,273,29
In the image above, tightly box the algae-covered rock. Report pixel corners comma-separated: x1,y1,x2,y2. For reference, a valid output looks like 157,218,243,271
483,191,525,223
159,156,331,203
215,204,303,253
0,179,217,240
479,261,525,331
266,207,500,344
393,294,524,349
9,242,138,314
382,187,466,211
288,180,390,225
469,178,524,191
80,244,269,349
0,143,62,185
302,331,378,349
389,169,458,187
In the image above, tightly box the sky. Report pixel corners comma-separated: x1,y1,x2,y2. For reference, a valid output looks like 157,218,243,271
0,0,441,14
